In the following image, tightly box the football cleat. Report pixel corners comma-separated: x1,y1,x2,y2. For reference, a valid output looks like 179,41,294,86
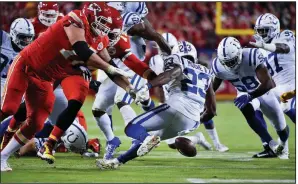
137,135,160,157
252,144,277,158
96,158,120,170
268,140,285,159
37,142,55,164
215,143,229,152
1,130,15,150
104,137,121,160
1,159,12,172
87,138,101,153
195,132,212,150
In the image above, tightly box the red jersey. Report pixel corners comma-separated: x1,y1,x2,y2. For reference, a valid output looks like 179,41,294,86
107,34,150,77
21,10,108,81
31,14,64,38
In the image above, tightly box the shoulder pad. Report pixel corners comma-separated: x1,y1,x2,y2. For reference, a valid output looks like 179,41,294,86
164,54,184,71
245,48,264,68
277,30,295,43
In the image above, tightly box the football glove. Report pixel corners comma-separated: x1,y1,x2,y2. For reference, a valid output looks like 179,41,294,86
134,84,152,105
107,65,134,78
74,65,92,82
234,94,252,109
249,35,265,48
280,90,296,103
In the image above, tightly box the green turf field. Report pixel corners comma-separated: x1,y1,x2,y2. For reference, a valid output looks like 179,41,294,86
1,97,296,183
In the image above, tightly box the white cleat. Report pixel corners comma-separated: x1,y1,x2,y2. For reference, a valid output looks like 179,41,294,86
137,135,160,157
279,150,289,160
215,143,229,152
96,158,120,170
277,138,289,160
195,132,212,150
1,159,12,172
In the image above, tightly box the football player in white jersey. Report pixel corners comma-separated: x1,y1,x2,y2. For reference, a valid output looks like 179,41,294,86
96,41,216,169
150,33,227,152
250,13,295,123
92,2,171,160
212,37,289,159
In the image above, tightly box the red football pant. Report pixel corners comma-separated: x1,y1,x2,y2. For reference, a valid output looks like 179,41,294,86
1,55,55,144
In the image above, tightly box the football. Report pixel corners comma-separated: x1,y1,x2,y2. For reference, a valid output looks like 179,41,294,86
175,137,197,157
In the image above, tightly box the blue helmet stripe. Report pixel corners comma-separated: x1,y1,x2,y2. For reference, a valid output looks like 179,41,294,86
182,41,188,53
222,37,228,57
136,2,142,13
23,18,30,28
166,33,169,42
258,14,264,26
212,58,219,73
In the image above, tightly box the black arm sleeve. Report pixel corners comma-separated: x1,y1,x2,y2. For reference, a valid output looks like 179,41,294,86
72,41,94,62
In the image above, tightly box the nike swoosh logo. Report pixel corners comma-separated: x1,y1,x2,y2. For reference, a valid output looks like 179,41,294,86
257,153,268,157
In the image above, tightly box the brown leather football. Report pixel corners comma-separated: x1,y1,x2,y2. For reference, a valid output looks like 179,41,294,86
175,137,197,157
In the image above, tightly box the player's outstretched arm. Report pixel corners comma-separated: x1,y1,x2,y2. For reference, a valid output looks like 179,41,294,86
249,64,276,99
200,85,216,122
249,35,290,54
127,18,171,55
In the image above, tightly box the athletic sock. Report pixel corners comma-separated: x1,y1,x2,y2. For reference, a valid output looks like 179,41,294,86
277,125,290,143
119,105,137,126
206,128,220,146
35,120,54,138
49,126,64,143
95,113,115,141
1,137,23,161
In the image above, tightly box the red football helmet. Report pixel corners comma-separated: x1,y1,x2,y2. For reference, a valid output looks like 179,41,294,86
108,7,123,46
82,2,112,37
38,2,59,26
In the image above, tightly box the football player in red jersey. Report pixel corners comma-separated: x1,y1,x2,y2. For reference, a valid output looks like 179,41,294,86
1,2,97,156
0,3,139,170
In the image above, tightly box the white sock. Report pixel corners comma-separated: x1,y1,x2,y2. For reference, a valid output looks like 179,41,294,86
1,137,23,161
95,113,115,141
206,128,221,146
119,105,137,126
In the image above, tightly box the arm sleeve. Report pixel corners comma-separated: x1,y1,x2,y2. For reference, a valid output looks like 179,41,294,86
123,53,150,77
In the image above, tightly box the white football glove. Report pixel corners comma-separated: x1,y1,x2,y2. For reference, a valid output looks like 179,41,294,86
249,34,265,48
107,65,134,78
135,84,151,105
74,65,92,82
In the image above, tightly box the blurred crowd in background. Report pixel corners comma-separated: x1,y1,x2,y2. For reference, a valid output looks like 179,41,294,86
1,2,295,61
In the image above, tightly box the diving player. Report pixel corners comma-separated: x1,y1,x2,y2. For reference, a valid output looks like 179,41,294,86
150,32,228,152
96,41,216,169
212,37,289,159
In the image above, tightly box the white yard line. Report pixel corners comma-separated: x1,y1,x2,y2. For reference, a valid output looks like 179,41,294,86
187,178,295,183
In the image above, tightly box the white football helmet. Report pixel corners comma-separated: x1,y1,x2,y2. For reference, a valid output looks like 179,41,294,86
61,119,88,154
162,32,178,50
106,2,126,13
10,18,35,50
172,41,197,63
217,37,243,71
254,13,280,43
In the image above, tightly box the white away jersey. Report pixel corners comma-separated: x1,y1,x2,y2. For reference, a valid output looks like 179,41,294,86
0,30,19,78
262,30,295,85
212,48,265,93
121,2,148,61
163,54,213,121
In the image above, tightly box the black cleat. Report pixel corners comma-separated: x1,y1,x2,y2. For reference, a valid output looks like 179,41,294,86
252,145,277,158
